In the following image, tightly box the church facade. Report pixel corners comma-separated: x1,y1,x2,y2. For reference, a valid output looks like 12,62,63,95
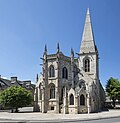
34,9,105,114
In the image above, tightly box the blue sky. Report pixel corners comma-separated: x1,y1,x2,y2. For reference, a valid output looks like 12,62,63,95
0,0,120,87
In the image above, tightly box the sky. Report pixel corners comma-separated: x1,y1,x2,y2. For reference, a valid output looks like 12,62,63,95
0,0,120,87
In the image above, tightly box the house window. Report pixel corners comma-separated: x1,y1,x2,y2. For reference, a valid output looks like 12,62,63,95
70,94,74,105
51,106,54,110
49,65,55,77
80,94,85,105
84,59,90,72
50,84,55,99
62,67,68,79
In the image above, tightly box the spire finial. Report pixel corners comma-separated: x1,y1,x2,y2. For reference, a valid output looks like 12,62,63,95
87,8,90,15
57,42,60,53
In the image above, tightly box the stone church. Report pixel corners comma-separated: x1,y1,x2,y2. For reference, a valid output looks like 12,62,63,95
34,8,105,114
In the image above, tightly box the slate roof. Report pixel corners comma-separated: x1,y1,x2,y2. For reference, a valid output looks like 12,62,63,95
0,76,35,90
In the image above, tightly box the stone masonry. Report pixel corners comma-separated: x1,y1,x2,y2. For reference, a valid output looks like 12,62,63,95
34,8,105,114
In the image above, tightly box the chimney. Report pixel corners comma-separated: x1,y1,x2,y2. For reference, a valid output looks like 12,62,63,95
11,76,17,82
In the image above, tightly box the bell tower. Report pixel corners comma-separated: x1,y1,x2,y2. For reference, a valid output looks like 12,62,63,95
79,8,99,80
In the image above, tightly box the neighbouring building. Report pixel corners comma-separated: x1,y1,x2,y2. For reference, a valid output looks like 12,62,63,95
34,8,105,114
0,75,35,96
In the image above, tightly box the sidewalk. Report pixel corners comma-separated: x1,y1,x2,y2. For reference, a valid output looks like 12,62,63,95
0,109,120,122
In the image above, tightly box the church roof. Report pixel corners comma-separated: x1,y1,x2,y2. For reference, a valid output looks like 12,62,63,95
80,8,97,54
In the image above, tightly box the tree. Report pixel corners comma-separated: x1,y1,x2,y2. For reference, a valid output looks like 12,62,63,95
0,86,32,112
106,77,120,108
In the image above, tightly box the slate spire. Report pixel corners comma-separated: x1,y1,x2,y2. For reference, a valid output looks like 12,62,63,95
80,8,97,53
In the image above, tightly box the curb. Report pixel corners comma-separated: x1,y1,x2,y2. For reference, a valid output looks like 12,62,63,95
0,115,120,123
28,116,120,123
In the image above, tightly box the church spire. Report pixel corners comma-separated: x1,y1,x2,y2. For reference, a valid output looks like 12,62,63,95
80,8,96,54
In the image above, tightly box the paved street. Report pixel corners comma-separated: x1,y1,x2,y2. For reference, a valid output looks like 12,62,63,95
0,108,120,122
67,117,120,123
0,117,120,123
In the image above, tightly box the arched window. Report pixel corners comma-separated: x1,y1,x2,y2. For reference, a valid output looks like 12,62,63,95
50,84,55,99
84,59,90,72
80,94,85,105
70,94,74,105
62,67,68,79
49,65,55,77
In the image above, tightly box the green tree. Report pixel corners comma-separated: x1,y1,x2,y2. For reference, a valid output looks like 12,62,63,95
0,86,32,112
106,77,120,108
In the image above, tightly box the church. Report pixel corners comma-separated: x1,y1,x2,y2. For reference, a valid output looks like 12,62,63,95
34,8,105,114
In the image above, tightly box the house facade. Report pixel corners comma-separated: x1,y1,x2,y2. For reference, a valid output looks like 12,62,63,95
0,76,35,95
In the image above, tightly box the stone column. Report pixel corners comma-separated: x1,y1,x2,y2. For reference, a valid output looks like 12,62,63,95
87,92,90,114
63,87,68,114
41,87,47,113
38,87,40,100
34,87,38,102
55,56,60,113
86,83,91,114
41,87,45,113
71,48,74,88
75,96,78,114
33,87,38,111
55,86,59,113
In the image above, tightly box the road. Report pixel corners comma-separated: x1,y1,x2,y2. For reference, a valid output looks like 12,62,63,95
0,117,120,123
67,117,120,123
